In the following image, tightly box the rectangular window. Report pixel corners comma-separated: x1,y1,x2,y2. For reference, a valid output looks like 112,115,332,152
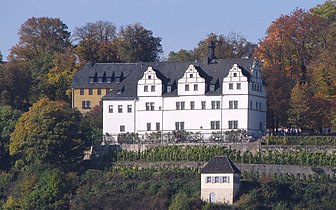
229,83,233,90
145,102,154,111
127,105,132,113
80,88,84,95
234,121,238,129
190,101,195,110
167,86,172,92
259,102,262,111
234,101,238,109
97,88,101,95
237,83,241,90
175,122,185,130
81,101,91,109
210,84,215,91
223,176,228,183
108,105,113,113
176,102,180,110
229,101,233,109
228,120,238,129
144,85,148,92
156,122,160,131
118,105,122,113
190,74,193,78
201,101,206,110
89,77,94,83
206,176,211,183
233,73,237,77
147,123,151,131
194,84,198,91
185,84,189,91
98,77,103,83
211,121,220,129
256,102,258,110
181,102,185,110
211,101,215,109
151,85,155,92
216,101,220,109
120,125,125,132
89,88,93,95
250,101,253,109
215,176,220,183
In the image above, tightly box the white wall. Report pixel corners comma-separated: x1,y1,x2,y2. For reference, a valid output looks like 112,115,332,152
102,61,267,139
201,173,240,204
103,99,136,136
178,64,206,96
137,67,162,97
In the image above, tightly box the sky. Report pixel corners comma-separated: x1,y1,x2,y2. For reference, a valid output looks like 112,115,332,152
0,0,327,61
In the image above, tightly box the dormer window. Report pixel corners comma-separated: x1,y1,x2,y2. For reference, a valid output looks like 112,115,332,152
89,77,94,83
148,75,152,79
115,77,120,83
106,77,111,83
117,90,122,94
98,77,103,83
167,86,171,92
210,84,215,91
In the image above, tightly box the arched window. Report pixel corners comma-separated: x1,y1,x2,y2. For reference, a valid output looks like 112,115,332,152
209,192,215,203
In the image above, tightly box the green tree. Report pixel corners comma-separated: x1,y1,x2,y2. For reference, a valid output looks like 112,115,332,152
9,97,86,169
73,20,119,63
46,48,79,101
193,32,254,61
168,49,195,62
0,105,21,170
0,62,31,110
311,0,336,23
0,51,3,62
82,105,103,146
288,82,311,132
9,17,72,104
3,165,73,210
115,23,163,62
168,192,190,210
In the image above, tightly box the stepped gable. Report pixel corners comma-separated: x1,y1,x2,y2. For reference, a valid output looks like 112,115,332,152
201,156,241,174
102,58,254,100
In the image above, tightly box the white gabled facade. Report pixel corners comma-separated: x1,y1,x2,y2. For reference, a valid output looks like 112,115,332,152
102,59,266,140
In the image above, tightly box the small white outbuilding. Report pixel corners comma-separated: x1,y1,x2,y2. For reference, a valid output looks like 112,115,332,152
201,156,241,204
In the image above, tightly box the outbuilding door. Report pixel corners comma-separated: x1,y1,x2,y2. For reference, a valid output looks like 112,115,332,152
209,192,215,203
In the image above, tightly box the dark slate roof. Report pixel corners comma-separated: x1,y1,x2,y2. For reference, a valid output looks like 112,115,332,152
71,63,134,88
201,156,241,174
102,58,254,100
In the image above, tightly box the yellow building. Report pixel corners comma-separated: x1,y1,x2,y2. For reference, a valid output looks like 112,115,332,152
71,63,133,113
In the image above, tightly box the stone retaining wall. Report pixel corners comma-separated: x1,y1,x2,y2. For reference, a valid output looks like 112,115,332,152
121,141,261,155
115,161,336,175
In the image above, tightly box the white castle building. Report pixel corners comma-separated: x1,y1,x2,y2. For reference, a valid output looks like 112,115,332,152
101,51,266,140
